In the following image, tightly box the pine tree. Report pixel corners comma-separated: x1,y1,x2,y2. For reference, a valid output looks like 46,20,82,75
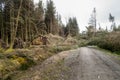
34,0,46,35
45,0,57,34
0,0,66,49
0,1,4,40
109,13,116,31
3,0,35,48
65,17,79,37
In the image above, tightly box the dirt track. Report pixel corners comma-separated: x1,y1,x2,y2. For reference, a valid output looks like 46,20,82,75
64,47,120,80
14,47,120,80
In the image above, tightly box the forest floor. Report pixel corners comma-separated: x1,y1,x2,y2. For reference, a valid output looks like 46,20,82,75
1,34,120,80
11,47,120,80
0,34,79,80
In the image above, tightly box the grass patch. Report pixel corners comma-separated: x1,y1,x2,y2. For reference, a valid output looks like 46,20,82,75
5,48,14,53
49,46,69,53
49,45,78,54
0,53,6,59
78,39,89,47
0,43,79,80
113,51,120,55
40,59,70,80
19,58,36,70
0,48,5,53
91,46,120,59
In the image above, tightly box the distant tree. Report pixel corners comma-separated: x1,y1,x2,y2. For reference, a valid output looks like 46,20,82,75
86,26,95,37
109,13,116,31
88,8,97,37
109,13,114,22
3,0,36,48
117,25,120,31
112,23,117,31
59,22,65,37
0,1,4,40
0,0,66,49
10,0,23,48
34,0,46,35
88,8,96,31
45,0,54,33
45,0,59,34
105,26,108,32
65,17,79,37
114,25,120,31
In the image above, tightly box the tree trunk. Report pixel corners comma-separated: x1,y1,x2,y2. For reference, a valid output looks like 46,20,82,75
10,0,23,49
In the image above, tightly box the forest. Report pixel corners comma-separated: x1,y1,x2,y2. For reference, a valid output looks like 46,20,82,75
0,0,80,79
0,0,120,80
85,8,120,54
0,0,79,50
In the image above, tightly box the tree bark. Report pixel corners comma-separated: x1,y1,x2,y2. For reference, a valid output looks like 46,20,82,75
10,0,23,49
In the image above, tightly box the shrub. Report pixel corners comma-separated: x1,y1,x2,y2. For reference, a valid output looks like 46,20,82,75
0,48,5,53
88,32,120,54
78,40,88,47
19,58,36,70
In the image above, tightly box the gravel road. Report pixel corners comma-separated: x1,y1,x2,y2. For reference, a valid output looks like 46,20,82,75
14,47,120,80
64,47,120,80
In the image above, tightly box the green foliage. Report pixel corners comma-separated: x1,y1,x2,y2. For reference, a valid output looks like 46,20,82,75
19,58,36,70
49,44,79,54
7,53,36,70
49,46,71,53
86,26,95,38
0,48,5,53
0,53,5,59
78,40,88,47
65,17,79,37
34,0,46,35
109,13,114,22
45,0,58,34
5,48,14,53
88,32,120,54
0,0,69,49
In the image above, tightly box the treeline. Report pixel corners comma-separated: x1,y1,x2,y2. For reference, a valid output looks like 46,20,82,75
0,0,79,49
87,26,120,54
82,9,120,54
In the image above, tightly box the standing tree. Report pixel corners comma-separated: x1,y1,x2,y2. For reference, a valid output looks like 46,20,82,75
45,0,59,34
65,17,79,37
109,13,116,31
10,0,23,49
87,8,97,37
57,14,65,37
34,0,46,35
88,8,96,29
0,1,4,40
3,0,36,49
0,0,66,49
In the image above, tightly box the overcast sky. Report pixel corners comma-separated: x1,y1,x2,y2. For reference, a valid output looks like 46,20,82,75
34,0,120,32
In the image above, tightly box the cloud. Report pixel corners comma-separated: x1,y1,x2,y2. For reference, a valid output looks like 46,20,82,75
34,0,120,31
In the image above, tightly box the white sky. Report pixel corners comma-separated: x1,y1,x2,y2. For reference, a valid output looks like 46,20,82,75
34,0,120,32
